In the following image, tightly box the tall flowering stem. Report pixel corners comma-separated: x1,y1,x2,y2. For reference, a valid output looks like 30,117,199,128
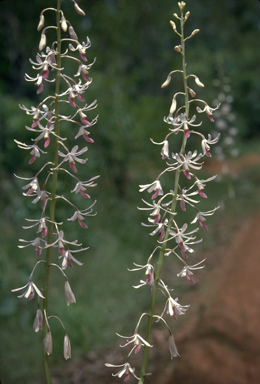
12,1,98,383
106,2,219,383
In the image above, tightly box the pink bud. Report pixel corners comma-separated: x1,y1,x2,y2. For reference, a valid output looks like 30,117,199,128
32,118,39,128
152,189,159,200
79,51,87,62
200,220,208,230
186,273,195,284
68,95,76,107
78,219,88,228
69,161,78,173
76,93,85,102
198,189,207,198
180,199,186,211
183,170,191,179
80,190,90,198
36,245,42,257
82,72,91,82
184,127,190,138
37,82,44,94
43,69,49,79
207,114,214,122
80,116,91,125
153,213,161,224
28,286,35,301
83,133,94,143
29,154,37,164
42,225,48,238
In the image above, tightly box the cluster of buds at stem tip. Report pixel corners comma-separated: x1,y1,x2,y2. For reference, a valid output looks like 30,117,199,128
107,2,220,381
12,0,99,361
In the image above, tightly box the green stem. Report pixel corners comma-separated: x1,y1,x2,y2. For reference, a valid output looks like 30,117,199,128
42,1,62,383
138,7,189,384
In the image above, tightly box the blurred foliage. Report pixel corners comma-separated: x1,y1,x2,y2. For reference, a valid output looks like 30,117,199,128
0,0,260,383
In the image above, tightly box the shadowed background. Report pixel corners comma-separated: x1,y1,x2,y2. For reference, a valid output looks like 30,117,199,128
0,0,260,383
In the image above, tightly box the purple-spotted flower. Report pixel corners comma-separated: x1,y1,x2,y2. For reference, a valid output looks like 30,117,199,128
105,362,141,382
139,180,163,200
12,280,45,300
191,207,219,230
196,101,220,122
116,332,153,354
177,259,206,284
57,144,88,173
201,133,220,157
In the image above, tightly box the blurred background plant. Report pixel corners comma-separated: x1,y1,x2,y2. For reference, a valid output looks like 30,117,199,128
0,0,260,383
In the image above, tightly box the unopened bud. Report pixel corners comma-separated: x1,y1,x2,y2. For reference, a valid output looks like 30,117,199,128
169,334,179,359
161,75,171,88
174,45,182,53
39,33,46,51
187,87,196,97
178,2,186,11
170,20,177,31
74,1,86,16
184,11,190,21
33,309,43,332
69,26,78,41
64,280,76,306
170,97,177,114
61,13,68,32
173,13,179,19
195,76,204,88
44,331,52,355
37,13,45,31
191,29,200,37
64,334,71,360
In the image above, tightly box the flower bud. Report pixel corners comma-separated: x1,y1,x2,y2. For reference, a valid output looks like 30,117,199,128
173,13,179,19
170,97,177,114
37,13,45,31
161,75,171,88
74,1,86,16
184,11,190,21
64,334,71,360
195,76,204,88
169,334,179,358
33,309,43,332
170,20,177,31
64,280,76,306
178,2,186,11
69,26,78,41
191,29,200,37
174,45,182,53
39,33,46,52
44,331,52,355
187,87,196,97
61,13,68,32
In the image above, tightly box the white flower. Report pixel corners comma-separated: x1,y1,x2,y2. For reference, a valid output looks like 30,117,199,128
191,207,219,230
105,362,141,381
57,144,88,173
177,259,206,283
196,101,220,122
116,332,152,354
201,133,220,157
139,180,163,200
12,280,45,300
161,296,190,319
170,150,203,179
